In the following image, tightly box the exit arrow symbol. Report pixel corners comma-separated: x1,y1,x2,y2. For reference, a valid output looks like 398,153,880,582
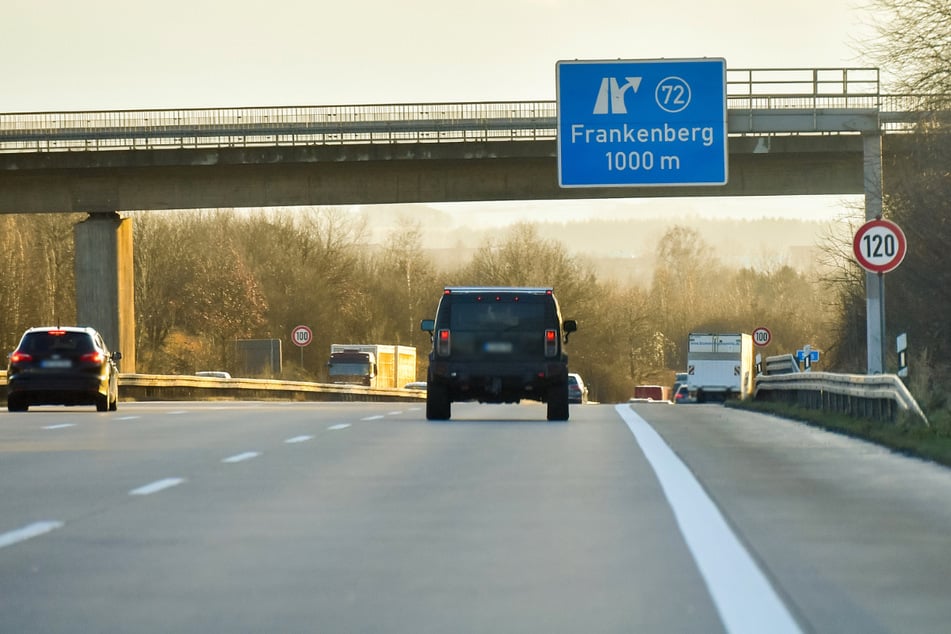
593,77,642,114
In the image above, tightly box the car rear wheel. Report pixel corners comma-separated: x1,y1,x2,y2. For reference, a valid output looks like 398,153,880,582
426,383,451,421
95,393,109,412
7,397,28,413
547,382,569,421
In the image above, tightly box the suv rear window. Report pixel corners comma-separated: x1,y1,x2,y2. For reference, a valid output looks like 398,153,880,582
449,303,545,331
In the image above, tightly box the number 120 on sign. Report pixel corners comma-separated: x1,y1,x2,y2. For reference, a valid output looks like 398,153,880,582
852,218,907,274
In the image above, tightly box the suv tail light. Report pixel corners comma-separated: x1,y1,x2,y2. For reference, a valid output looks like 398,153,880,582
437,329,451,356
544,329,558,357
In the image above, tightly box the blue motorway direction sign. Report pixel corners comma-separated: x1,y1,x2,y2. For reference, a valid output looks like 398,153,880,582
796,349,820,363
557,58,728,188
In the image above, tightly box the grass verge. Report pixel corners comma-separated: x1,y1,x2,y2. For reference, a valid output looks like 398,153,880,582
727,399,951,469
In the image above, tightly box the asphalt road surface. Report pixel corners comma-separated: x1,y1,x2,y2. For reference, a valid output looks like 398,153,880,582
1,400,949,633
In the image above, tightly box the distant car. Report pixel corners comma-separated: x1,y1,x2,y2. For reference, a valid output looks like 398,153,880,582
673,384,690,404
196,371,231,379
567,373,588,404
671,371,688,398
6,326,121,412
404,381,428,391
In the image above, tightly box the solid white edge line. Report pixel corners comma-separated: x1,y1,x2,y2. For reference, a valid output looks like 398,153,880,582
0,521,64,549
615,404,802,634
129,477,186,496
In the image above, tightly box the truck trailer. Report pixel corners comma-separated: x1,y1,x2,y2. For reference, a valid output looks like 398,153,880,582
327,344,416,388
686,333,754,403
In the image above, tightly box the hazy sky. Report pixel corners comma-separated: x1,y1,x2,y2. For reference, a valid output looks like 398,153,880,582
3,0,874,110
2,0,875,221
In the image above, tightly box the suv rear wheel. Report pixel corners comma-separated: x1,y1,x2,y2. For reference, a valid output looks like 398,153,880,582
546,380,569,421
426,383,451,420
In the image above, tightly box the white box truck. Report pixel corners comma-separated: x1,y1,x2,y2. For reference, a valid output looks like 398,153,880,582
686,333,754,402
327,344,416,388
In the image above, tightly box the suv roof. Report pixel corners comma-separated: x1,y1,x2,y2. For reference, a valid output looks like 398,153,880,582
443,286,554,293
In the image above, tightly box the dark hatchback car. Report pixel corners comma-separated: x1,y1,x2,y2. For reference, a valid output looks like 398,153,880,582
6,326,121,412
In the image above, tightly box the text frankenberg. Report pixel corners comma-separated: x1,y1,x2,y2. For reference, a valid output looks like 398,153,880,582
570,122,715,147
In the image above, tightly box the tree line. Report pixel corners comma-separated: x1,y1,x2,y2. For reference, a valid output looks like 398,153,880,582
2,207,837,404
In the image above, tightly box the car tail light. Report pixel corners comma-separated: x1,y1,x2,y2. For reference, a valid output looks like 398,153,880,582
80,351,105,364
9,350,32,363
437,329,451,356
544,329,558,357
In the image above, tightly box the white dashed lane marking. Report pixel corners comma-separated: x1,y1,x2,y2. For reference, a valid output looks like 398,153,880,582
43,424,75,430
0,521,64,549
129,478,186,496
285,435,313,444
328,423,351,430
222,452,260,463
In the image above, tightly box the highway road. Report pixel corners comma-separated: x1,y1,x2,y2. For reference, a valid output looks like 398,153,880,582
1,400,950,633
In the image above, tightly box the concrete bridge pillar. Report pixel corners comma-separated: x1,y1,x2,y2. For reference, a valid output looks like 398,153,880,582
74,213,136,372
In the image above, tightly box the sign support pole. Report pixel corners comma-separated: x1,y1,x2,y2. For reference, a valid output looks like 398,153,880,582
863,132,885,373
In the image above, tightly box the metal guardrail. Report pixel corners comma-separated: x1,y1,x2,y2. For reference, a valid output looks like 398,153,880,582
1,67,942,153
754,369,928,426
762,354,800,375
0,374,425,404
117,374,426,403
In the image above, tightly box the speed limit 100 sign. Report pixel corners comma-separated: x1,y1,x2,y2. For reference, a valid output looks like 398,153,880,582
291,325,312,347
853,218,907,274
752,327,771,347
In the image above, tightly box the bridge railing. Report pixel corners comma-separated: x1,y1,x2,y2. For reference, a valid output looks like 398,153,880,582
2,67,942,153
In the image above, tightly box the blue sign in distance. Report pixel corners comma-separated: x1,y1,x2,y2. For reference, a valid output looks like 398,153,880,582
556,58,728,187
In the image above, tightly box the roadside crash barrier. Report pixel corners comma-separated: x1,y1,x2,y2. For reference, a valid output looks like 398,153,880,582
115,374,426,403
754,371,928,426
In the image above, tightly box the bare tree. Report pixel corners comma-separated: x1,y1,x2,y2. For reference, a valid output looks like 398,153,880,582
861,0,951,100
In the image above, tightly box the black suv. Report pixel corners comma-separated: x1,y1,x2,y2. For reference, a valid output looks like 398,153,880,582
420,287,577,421
6,326,121,412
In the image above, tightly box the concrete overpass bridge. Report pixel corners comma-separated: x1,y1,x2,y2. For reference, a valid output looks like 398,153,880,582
0,67,937,371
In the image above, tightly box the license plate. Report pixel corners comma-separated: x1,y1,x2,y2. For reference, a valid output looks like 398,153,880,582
41,359,72,368
483,341,513,353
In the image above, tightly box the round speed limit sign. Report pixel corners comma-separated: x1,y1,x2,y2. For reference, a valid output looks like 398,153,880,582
291,325,313,347
752,326,771,347
853,218,907,274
